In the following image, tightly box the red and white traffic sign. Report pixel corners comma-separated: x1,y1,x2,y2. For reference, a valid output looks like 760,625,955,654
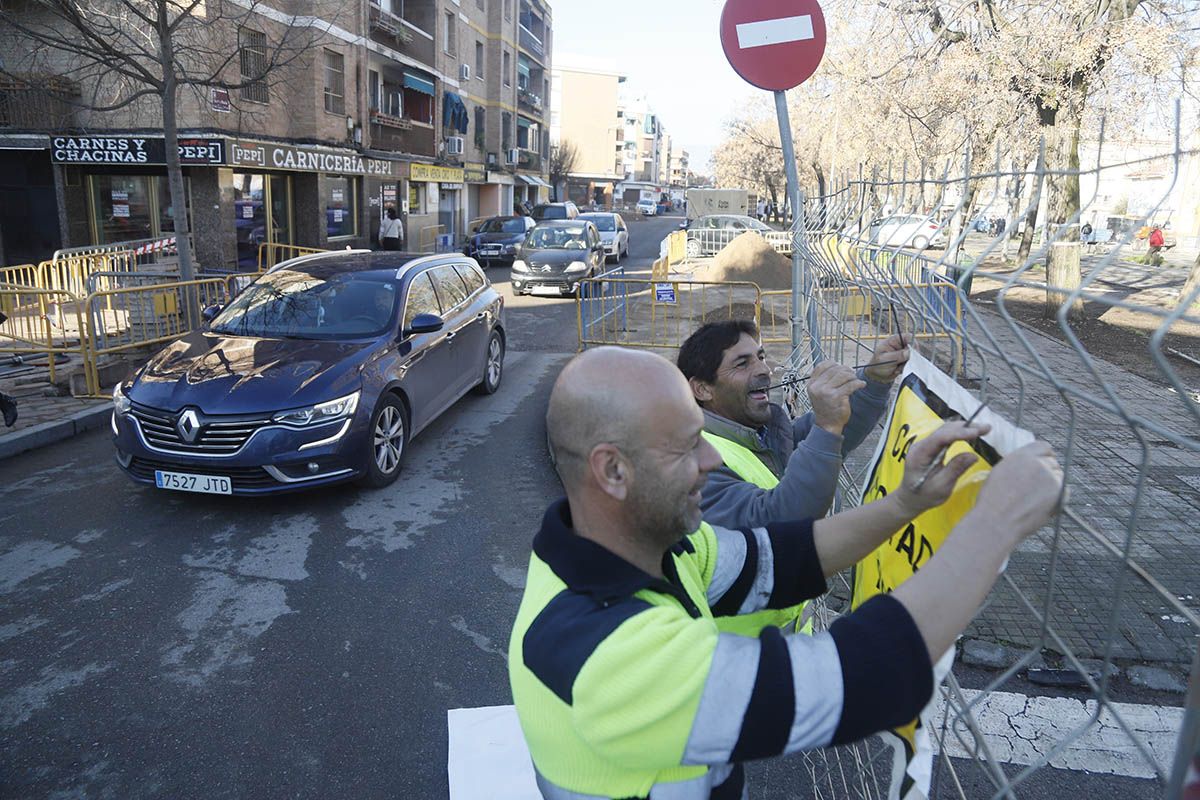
720,0,827,91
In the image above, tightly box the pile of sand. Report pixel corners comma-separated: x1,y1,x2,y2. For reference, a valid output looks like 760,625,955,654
707,232,792,289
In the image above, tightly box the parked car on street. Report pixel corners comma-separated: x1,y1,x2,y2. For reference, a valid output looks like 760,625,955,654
530,202,579,221
463,215,536,267
867,214,948,250
682,214,774,258
578,212,629,262
111,251,505,496
511,220,607,297
636,199,658,217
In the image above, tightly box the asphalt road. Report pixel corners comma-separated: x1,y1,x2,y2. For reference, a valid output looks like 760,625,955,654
0,212,1169,798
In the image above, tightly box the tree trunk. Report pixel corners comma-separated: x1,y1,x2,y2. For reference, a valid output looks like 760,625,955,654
1181,250,1200,312
1017,147,1045,264
1003,162,1023,260
1043,103,1084,319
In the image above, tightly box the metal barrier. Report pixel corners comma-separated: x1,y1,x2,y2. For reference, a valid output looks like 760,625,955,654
418,224,446,253
256,243,327,272
53,235,186,269
576,277,762,353
766,133,1200,798
0,286,85,385
81,278,233,397
575,266,629,349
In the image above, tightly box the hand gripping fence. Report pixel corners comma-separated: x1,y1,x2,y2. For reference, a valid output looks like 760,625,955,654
765,107,1199,799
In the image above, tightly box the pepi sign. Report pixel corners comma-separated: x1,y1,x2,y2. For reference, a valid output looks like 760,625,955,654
51,136,225,165
228,139,395,176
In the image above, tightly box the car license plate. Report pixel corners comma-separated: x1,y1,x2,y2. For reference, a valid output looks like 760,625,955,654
531,285,563,296
154,470,232,495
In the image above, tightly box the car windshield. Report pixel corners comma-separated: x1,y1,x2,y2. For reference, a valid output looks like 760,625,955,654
210,270,397,340
526,226,588,250
480,217,526,233
534,205,568,220
581,215,615,231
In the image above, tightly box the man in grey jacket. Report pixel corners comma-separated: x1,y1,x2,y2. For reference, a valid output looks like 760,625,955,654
677,319,908,529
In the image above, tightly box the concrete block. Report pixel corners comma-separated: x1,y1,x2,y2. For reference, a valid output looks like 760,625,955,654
960,639,1014,669
1126,665,1187,694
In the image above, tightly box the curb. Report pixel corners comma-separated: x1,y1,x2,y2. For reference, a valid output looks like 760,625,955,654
0,403,111,461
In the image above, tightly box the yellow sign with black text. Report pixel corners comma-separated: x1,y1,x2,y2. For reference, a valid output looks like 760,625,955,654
409,163,465,184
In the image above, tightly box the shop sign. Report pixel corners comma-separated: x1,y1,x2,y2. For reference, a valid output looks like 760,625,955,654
464,162,488,183
228,139,395,176
51,136,225,165
410,163,465,184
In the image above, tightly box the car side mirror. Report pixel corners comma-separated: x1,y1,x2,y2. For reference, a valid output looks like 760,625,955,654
403,313,444,337
201,304,222,323
679,221,688,229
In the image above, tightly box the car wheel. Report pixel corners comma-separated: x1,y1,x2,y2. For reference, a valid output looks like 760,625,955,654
686,239,701,258
361,394,408,488
474,329,505,395
912,235,930,250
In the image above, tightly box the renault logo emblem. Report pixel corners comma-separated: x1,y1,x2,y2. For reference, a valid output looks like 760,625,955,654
176,408,201,443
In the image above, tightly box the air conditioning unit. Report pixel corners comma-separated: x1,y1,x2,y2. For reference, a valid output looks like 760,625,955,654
486,152,498,166
460,63,471,81
446,136,465,156
507,148,519,165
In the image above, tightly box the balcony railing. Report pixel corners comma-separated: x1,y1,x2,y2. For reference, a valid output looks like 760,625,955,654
518,150,541,170
370,109,414,130
0,78,77,130
518,25,544,60
517,88,543,113
369,5,415,44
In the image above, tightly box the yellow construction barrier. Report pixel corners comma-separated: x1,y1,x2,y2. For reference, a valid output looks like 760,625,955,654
256,243,328,272
665,230,687,265
577,276,762,353
81,278,233,397
419,224,446,253
0,286,86,386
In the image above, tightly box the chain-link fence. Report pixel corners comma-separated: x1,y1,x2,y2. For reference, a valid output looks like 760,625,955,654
768,122,1199,798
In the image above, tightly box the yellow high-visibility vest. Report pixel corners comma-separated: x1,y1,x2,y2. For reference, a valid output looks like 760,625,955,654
702,431,815,636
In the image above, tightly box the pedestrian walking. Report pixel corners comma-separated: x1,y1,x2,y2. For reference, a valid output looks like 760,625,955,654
509,346,1063,798
1148,225,1165,261
379,207,403,251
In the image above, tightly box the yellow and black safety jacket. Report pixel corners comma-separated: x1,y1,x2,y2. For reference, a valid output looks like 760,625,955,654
508,499,933,799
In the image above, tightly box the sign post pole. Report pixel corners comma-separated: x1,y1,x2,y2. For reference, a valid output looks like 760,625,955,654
720,0,828,370
773,90,818,368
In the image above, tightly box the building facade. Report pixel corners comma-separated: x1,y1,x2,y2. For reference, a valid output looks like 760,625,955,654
548,60,625,209
0,0,553,270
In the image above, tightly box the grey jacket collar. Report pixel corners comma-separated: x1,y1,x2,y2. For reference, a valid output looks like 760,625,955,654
701,404,795,473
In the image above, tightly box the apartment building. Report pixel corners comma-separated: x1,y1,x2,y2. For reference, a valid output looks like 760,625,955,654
0,0,553,269
548,60,625,208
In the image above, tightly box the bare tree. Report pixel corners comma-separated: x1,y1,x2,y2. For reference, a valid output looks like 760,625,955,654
0,0,333,283
548,140,579,202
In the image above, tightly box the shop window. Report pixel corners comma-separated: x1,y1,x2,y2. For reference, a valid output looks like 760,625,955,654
408,182,425,215
239,28,269,104
323,50,345,115
89,175,154,244
325,176,358,238
156,176,191,235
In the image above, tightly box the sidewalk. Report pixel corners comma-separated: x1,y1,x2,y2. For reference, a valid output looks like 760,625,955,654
0,377,109,460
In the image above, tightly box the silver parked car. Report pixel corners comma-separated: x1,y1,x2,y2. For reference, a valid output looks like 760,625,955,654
867,214,948,250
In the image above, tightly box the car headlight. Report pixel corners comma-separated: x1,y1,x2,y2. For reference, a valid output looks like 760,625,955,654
503,244,516,254
512,259,529,272
273,391,360,427
565,261,588,273
112,384,131,416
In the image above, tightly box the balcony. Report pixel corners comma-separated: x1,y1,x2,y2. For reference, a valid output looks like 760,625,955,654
518,24,544,62
518,150,541,171
517,88,543,114
369,119,435,157
369,6,414,44
0,77,77,130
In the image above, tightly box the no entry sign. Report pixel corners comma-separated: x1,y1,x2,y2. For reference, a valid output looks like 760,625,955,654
720,0,827,91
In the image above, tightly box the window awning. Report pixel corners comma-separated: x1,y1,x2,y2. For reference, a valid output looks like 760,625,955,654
517,117,533,129
519,174,550,188
403,72,435,96
517,61,532,78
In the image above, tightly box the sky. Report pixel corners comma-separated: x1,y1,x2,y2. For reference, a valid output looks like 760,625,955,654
550,0,762,173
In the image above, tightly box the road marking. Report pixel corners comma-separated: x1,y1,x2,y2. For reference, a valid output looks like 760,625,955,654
735,15,814,49
935,689,1182,779
447,690,1185,794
